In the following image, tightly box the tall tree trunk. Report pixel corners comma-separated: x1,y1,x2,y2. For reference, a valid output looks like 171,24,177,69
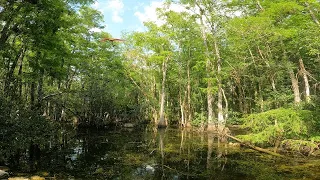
289,69,301,104
179,91,185,127
187,59,191,126
158,57,168,128
37,71,43,104
221,88,228,121
215,40,225,131
152,76,158,124
198,8,214,127
299,59,310,102
30,82,36,110
18,51,24,98
37,71,44,113
207,82,214,125
281,40,301,104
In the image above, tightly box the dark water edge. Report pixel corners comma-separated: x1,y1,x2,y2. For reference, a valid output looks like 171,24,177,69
2,125,320,180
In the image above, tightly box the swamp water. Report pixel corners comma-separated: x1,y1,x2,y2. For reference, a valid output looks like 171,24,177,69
2,126,320,180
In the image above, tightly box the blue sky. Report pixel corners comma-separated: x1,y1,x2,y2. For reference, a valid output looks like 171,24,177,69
91,0,165,38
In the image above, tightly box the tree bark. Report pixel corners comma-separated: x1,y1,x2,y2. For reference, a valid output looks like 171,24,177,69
18,50,24,98
179,92,185,127
271,75,276,91
198,7,214,127
158,57,168,128
187,58,191,125
30,82,36,110
221,88,228,121
289,69,301,104
299,59,310,102
37,71,43,104
215,40,225,131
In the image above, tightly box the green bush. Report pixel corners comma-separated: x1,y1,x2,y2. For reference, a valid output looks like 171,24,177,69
237,108,311,146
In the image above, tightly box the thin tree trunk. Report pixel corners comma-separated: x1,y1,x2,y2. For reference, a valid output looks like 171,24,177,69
289,69,301,104
299,59,310,102
158,57,168,128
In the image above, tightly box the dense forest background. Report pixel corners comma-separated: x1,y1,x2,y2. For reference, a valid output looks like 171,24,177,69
1,0,320,156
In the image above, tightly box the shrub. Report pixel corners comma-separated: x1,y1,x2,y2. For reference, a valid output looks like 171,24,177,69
237,108,310,146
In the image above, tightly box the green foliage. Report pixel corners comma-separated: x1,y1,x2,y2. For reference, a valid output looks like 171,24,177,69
226,111,243,125
238,108,310,145
0,97,58,162
191,111,207,127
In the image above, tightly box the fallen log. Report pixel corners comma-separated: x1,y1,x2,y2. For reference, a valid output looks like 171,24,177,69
226,134,284,158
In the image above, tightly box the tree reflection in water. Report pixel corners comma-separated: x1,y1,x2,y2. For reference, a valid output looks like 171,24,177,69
2,126,320,179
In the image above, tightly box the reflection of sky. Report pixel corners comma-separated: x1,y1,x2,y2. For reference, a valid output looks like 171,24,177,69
134,164,155,176
68,142,83,161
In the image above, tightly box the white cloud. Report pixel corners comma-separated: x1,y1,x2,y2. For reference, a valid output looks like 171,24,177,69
90,24,109,33
134,1,163,26
134,1,189,26
92,0,124,24
90,27,102,33
92,1,100,9
107,0,124,23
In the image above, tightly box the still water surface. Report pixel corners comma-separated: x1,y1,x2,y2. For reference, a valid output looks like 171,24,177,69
8,126,320,179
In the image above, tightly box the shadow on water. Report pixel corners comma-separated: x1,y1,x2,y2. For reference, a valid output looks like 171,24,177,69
2,125,320,179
